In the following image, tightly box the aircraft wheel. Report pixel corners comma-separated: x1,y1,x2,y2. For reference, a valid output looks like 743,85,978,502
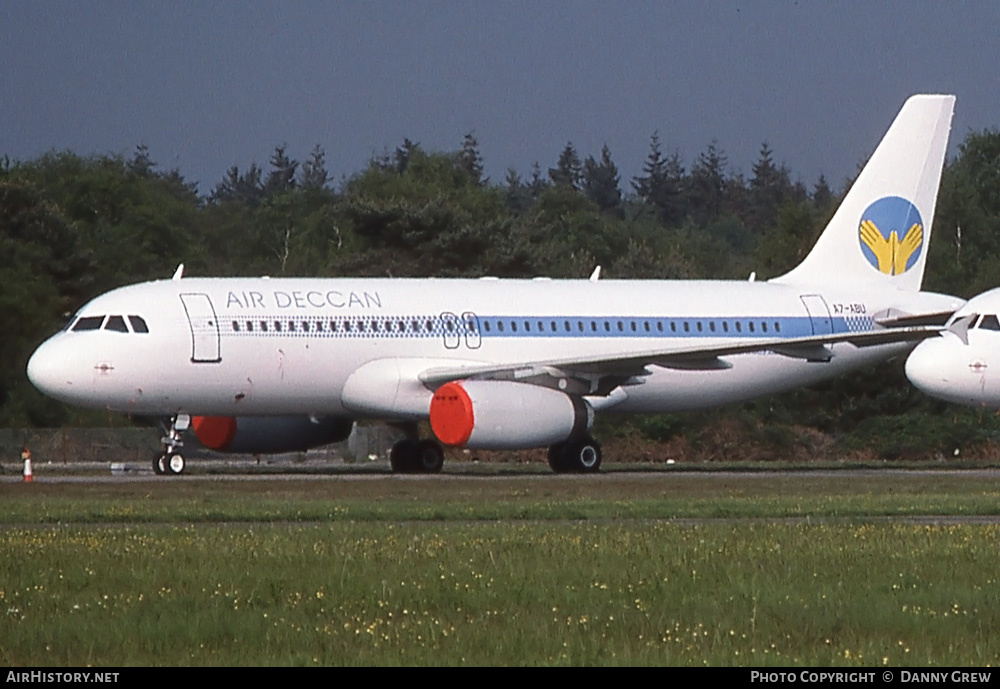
414,440,444,474
153,453,167,475
166,453,186,475
565,437,602,473
389,439,417,473
547,442,570,473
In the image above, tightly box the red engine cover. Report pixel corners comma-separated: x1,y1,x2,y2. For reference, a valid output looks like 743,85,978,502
429,382,475,446
191,416,238,451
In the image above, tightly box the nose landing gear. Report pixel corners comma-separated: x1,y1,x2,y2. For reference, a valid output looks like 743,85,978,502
153,414,189,476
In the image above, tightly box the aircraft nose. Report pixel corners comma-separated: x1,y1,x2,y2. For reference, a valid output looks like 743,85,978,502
905,339,949,395
26,338,73,401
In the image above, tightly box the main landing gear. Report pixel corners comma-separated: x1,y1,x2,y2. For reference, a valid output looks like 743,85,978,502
547,435,602,474
153,414,189,476
388,423,445,474
389,438,445,474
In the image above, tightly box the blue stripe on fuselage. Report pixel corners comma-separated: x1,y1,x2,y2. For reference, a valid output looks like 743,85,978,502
222,314,864,339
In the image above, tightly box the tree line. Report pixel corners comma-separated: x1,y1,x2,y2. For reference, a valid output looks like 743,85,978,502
2,127,1000,459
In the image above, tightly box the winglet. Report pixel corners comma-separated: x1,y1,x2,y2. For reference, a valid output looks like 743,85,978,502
171,264,185,280
589,266,601,281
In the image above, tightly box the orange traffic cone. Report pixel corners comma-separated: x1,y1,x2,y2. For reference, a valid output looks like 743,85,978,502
21,448,33,483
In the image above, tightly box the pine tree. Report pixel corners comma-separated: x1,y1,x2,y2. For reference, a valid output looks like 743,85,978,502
300,145,329,190
265,144,298,195
548,142,582,190
582,144,622,214
633,132,685,225
689,140,728,225
128,144,155,178
457,132,485,184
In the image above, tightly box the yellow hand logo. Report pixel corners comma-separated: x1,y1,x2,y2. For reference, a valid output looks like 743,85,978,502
860,219,894,274
895,223,923,273
859,220,922,275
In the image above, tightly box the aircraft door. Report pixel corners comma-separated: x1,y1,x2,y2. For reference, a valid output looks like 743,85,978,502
800,294,834,336
180,293,222,363
441,312,460,350
462,312,481,349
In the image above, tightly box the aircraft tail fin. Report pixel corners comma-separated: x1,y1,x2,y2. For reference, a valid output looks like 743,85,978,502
773,94,954,292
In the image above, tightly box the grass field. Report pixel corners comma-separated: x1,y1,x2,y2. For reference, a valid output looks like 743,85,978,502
2,470,999,666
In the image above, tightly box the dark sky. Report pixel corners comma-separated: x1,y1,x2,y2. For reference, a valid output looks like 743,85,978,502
3,2,999,195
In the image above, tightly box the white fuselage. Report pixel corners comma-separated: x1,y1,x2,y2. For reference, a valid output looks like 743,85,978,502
27,276,962,419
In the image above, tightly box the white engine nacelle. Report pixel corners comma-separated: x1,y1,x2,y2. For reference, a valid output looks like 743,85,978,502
429,381,593,450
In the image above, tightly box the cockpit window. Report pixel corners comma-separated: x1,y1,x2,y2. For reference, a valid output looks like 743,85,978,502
128,316,149,333
104,315,129,333
72,316,105,332
980,315,1000,331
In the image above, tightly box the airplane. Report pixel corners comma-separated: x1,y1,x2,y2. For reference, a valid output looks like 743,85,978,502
905,288,1000,407
26,94,962,476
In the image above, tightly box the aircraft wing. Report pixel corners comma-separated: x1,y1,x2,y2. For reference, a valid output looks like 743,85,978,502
418,325,944,395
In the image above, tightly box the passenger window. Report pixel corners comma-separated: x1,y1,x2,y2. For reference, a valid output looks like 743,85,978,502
683,322,690,332
246,321,254,332
762,322,768,333
774,322,781,333
748,322,755,333
722,322,729,333
261,321,268,332
72,316,105,332
275,321,282,332
232,320,240,332
128,315,149,333
104,315,129,333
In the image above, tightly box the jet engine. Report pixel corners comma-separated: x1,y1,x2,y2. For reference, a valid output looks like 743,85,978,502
429,381,592,450
190,415,354,454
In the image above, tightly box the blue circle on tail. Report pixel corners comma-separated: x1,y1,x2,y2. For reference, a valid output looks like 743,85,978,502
858,196,924,276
